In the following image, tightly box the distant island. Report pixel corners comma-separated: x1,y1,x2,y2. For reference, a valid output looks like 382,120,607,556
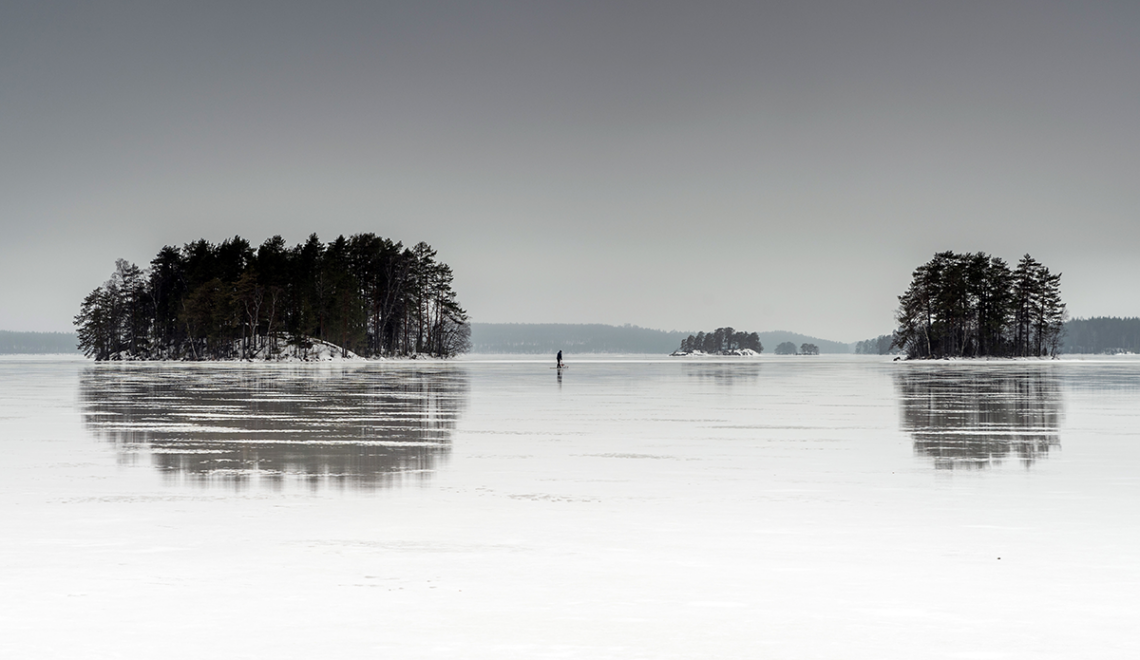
893,251,1065,359
774,341,819,355
74,234,470,361
671,328,763,356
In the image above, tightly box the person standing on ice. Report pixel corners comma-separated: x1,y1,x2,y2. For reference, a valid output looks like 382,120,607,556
556,350,563,368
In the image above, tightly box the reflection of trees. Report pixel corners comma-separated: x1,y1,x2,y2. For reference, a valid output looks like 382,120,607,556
894,368,1063,469
682,364,761,385
80,365,468,490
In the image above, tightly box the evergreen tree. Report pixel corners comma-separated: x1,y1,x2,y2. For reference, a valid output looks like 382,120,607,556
75,288,114,360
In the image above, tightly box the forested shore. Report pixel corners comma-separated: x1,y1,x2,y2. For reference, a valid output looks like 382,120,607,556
853,334,899,355
893,251,1066,359
74,234,470,361
1063,317,1140,354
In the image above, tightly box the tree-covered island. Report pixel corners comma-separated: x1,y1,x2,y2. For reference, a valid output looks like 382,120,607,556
892,251,1066,359
671,328,763,356
75,234,470,361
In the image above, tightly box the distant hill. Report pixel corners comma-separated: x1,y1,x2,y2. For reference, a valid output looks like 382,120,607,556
469,323,851,354
0,331,80,354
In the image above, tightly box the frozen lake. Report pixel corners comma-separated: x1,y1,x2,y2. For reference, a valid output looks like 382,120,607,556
2,354,1139,659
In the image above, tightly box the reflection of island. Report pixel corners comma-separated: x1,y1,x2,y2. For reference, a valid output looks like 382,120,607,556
894,368,1063,469
80,365,468,490
683,364,761,385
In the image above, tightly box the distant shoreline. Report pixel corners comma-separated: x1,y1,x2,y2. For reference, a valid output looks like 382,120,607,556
0,330,80,355
469,323,851,354
7,320,1140,356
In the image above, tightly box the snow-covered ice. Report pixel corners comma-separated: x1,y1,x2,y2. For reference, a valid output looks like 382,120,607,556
2,354,1139,658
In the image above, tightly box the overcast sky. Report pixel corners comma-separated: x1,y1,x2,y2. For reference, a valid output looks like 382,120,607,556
2,1,1137,341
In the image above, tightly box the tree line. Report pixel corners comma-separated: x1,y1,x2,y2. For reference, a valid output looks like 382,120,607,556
75,234,470,361
854,334,899,355
893,251,1065,359
1063,317,1140,354
676,328,763,354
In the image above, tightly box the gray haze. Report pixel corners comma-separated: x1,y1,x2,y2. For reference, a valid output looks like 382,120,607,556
2,1,1138,341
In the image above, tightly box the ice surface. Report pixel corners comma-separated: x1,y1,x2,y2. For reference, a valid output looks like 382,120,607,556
2,354,1139,659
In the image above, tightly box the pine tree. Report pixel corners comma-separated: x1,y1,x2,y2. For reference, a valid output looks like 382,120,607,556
75,288,113,360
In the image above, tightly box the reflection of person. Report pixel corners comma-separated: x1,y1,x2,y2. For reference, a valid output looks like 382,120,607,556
557,350,563,368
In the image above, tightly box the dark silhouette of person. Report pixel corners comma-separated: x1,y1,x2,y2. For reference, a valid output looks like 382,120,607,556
557,350,563,368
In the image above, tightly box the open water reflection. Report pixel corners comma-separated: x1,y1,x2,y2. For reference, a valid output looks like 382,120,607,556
79,364,468,490
894,366,1063,469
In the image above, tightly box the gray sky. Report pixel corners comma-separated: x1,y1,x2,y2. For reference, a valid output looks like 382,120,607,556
2,1,1137,342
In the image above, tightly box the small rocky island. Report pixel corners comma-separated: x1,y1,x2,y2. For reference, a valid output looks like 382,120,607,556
671,327,763,356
